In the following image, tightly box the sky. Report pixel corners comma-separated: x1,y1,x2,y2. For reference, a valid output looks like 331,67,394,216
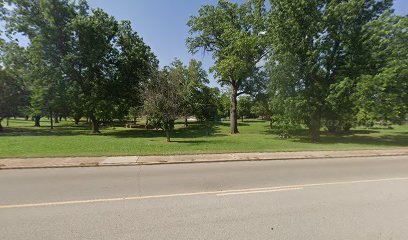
86,0,407,87
1,0,407,86
87,0,247,87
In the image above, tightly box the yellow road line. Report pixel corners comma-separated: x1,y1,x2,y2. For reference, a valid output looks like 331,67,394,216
1,177,407,209
216,187,303,196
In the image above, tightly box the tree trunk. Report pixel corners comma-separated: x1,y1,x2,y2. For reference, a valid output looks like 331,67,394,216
74,117,80,125
50,114,54,130
0,119,3,132
184,116,188,127
90,115,100,134
60,116,62,121
6,117,10,126
54,115,59,123
145,118,149,129
205,120,210,136
230,85,239,134
165,130,171,142
310,110,321,142
25,115,29,121
34,116,41,127
241,116,244,122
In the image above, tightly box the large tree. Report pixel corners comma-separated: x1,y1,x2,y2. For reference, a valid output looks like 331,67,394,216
187,0,269,134
2,0,75,128
66,7,157,133
355,12,408,125
267,0,392,141
0,70,25,132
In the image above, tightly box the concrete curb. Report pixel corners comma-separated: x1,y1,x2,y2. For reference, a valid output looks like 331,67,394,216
1,149,407,170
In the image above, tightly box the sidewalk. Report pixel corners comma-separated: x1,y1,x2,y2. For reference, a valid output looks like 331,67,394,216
1,148,407,170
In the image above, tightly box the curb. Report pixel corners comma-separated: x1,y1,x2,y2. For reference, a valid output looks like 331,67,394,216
1,152,407,170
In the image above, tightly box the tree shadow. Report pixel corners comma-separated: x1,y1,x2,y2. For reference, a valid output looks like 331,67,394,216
0,125,91,137
263,124,408,147
293,133,408,147
102,121,228,139
168,140,204,144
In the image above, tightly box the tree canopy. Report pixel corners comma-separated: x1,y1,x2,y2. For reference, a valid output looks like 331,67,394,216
187,0,270,134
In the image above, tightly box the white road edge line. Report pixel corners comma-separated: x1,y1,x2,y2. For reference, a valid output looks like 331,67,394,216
1,177,407,209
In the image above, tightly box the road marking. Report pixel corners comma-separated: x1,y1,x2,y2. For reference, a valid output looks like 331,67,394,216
1,177,407,209
216,187,303,196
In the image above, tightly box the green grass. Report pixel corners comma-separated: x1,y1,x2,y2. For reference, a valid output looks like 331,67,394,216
0,118,407,158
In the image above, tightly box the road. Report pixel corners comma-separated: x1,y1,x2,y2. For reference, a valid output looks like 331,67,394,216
1,155,408,240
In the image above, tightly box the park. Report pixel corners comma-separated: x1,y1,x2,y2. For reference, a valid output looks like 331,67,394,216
0,0,406,156
0,117,407,158
0,1,407,239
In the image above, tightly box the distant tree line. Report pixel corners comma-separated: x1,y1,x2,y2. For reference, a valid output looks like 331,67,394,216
0,0,406,142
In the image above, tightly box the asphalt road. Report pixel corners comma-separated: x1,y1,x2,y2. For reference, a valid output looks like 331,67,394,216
1,155,408,240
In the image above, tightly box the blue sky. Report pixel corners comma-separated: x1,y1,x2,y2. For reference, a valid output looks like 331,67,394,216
87,0,247,87
1,1,406,86
87,0,407,86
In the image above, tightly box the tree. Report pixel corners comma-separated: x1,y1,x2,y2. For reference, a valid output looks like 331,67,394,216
355,12,408,125
237,96,252,122
143,70,183,142
193,86,220,135
2,1,156,132
184,59,209,126
251,92,270,120
165,59,209,127
267,0,391,141
218,91,230,119
66,7,157,133
2,0,76,129
187,0,270,134
0,70,24,132
0,41,30,122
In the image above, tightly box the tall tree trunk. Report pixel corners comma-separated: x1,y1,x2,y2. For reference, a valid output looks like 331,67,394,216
230,84,239,134
310,110,321,142
60,116,62,122
242,116,244,122
90,115,100,134
0,119,3,132
145,118,149,129
74,117,80,125
25,115,29,121
34,116,41,127
6,117,10,126
184,116,188,127
54,115,59,123
50,114,54,130
205,120,210,136
165,130,171,142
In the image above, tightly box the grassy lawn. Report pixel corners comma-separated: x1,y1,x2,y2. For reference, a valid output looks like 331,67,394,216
0,118,407,158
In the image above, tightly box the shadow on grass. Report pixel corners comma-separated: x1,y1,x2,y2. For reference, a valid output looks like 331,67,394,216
168,140,204,144
105,122,227,139
263,125,408,147
0,125,91,137
293,134,408,147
